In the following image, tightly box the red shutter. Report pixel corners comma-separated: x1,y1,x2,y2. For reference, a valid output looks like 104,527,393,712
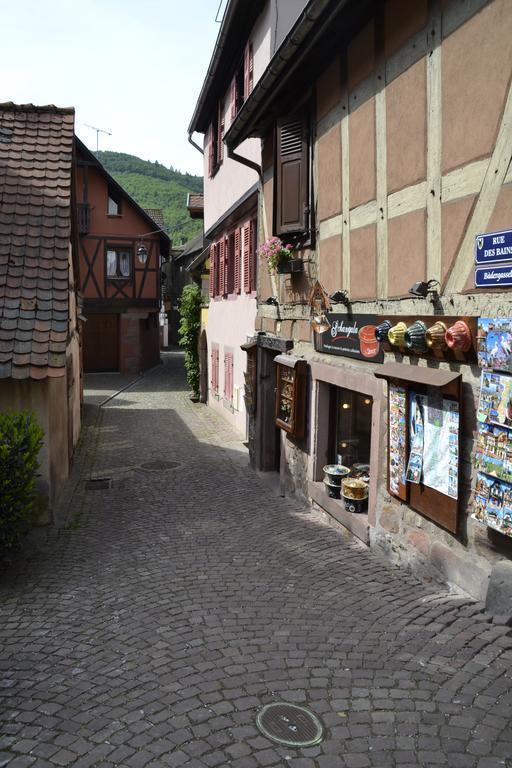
243,43,250,100
218,101,224,164
243,222,250,293
249,218,257,293
226,233,235,295
230,78,236,120
209,244,215,297
207,123,214,178
211,347,219,395
234,228,241,294
224,352,233,401
275,113,309,235
219,238,226,296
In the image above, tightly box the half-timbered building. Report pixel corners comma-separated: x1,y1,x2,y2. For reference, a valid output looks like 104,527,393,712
75,138,170,374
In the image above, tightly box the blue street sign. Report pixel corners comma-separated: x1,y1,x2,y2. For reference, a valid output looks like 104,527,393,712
475,229,512,264
475,264,512,288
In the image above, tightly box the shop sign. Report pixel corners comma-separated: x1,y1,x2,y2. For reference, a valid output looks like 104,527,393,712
475,229,512,264
474,264,512,289
314,313,384,363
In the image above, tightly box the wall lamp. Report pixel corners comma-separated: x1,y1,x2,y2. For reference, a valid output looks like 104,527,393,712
329,290,351,308
408,279,440,303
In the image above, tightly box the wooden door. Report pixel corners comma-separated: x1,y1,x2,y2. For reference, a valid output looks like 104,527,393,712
83,314,119,372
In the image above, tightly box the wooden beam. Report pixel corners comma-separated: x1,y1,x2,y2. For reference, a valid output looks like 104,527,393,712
426,0,442,283
341,52,350,291
375,2,388,298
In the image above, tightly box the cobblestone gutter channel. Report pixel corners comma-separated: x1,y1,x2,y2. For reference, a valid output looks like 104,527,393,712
0,353,511,768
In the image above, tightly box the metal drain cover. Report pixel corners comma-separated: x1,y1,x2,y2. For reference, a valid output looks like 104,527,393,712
140,460,179,471
256,703,324,747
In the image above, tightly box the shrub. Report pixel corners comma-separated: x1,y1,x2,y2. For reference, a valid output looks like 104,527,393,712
0,411,44,550
178,283,202,398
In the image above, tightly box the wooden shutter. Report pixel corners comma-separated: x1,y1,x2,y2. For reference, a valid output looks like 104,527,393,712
217,101,224,164
230,78,237,120
226,233,235,295
234,228,241,294
219,238,226,296
224,352,233,401
209,244,215,297
243,222,250,293
275,113,309,235
243,42,253,100
211,347,219,395
207,123,214,178
249,218,257,293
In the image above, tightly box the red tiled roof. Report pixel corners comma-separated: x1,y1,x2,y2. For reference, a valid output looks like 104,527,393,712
187,193,203,210
143,208,166,232
0,102,74,380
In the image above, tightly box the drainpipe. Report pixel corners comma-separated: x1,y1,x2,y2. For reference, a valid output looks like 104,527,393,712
188,132,204,155
227,144,262,182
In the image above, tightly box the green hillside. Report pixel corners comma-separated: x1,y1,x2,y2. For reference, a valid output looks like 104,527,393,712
96,151,203,246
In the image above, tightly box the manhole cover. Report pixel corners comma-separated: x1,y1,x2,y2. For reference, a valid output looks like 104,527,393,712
85,477,113,490
140,460,180,471
255,703,324,747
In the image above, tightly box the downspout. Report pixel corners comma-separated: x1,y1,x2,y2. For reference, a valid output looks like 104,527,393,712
227,143,262,182
188,132,204,155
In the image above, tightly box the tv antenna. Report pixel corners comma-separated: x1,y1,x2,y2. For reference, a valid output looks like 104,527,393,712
84,123,112,151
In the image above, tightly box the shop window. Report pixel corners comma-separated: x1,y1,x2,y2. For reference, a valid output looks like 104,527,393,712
106,247,131,279
331,386,373,469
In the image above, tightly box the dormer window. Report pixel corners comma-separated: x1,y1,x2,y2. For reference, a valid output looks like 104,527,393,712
107,185,122,215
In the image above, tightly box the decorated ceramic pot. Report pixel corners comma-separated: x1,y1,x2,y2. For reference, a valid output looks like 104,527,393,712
375,320,392,343
343,496,368,514
404,320,428,354
387,321,407,348
445,320,472,352
324,480,341,499
323,464,351,487
425,321,448,351
342,477,369,500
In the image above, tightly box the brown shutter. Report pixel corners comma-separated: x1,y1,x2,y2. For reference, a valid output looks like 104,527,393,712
248,43,253,95
234,228,241,294
218,101,224,164
230,78,237,120
219,238,226,296
275,113,309,235
243,222,250,293
207,123,214,178
249,218,257,293
209,244,215,297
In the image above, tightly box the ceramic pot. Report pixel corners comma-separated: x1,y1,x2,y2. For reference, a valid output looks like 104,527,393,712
324,481,341,499
404,320,428,353
375,320,392,343
358,325,379,358
425,321,447,351
323,464,350,487
343,495,368,514
445,320,472,352
387,321,407,348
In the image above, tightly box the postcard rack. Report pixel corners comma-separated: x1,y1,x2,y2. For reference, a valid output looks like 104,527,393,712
274,355,307,438
375,364,462,534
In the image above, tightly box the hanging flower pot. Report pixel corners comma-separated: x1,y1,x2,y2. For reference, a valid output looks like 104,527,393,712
426,321,448,351
445,320,472,352
404,320,428,354
278,259,304,274
388,321,407,348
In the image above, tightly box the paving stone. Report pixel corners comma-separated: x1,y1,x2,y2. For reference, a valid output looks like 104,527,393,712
0,352,510,768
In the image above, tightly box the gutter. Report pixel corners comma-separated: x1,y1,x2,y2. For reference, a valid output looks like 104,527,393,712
224,0,348,150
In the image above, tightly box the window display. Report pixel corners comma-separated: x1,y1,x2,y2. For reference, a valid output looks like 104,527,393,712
333,387,373,468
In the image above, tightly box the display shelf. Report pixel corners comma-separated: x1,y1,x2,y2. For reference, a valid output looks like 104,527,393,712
274,355,307,438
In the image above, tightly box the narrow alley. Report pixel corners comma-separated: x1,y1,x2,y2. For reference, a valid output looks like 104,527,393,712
1,353,511,768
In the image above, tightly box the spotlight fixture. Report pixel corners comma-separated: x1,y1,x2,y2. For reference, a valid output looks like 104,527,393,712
264,296,279,306
408,279,440,302
329,290,351,307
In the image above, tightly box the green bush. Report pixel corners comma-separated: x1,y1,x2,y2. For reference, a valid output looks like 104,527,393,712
178,283,202,398
0,411,44,550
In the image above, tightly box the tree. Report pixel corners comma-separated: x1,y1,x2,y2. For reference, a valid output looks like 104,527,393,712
178,284,202,398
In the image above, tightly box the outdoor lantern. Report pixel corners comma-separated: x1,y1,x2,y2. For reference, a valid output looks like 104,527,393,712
137,242,149,264
387,321,407,348
404,320,428,354
445,320,472,352
311,311,331,335
426,321,448,351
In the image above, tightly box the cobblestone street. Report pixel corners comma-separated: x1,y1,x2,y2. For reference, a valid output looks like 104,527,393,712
1,352,511,768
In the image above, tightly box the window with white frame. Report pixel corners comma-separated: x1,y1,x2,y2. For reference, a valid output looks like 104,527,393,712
106,247,132,279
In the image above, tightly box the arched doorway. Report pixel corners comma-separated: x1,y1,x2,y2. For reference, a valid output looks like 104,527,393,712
199,330,208,403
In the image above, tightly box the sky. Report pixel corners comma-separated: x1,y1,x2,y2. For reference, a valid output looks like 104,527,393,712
0,0,225,176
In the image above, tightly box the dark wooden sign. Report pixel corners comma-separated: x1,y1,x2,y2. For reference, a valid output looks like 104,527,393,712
314,313,384,363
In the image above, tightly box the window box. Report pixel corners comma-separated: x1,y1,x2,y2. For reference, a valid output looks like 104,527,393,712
277,258,303,274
